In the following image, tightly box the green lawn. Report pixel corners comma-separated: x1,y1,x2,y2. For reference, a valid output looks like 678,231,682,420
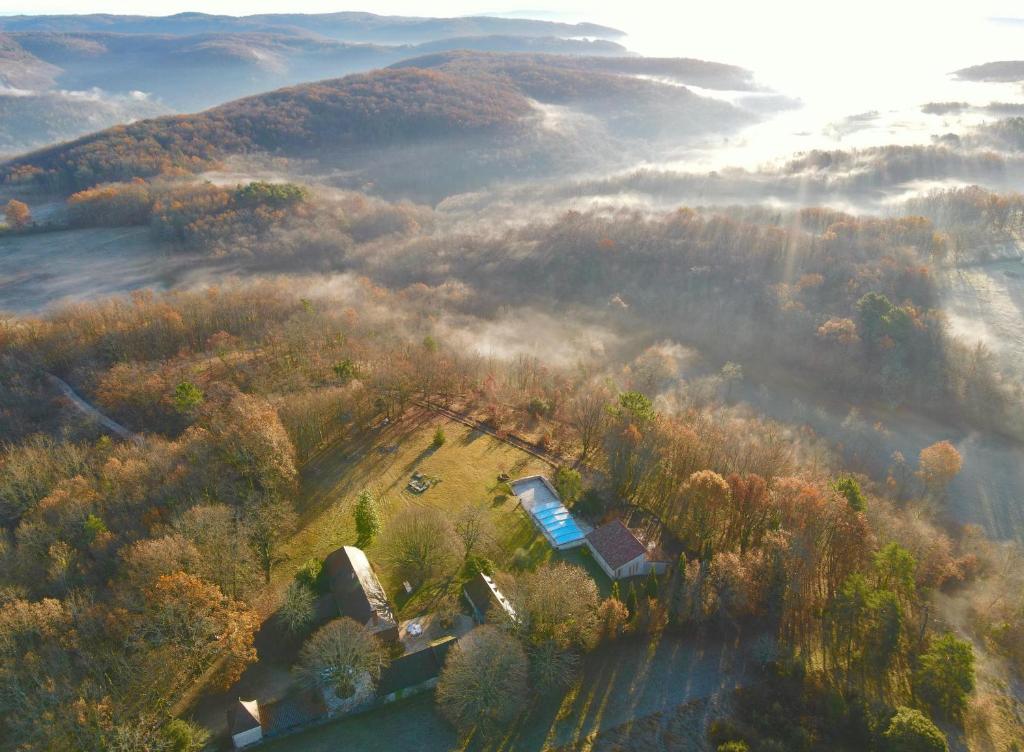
211,410,631,749
274,409,552,612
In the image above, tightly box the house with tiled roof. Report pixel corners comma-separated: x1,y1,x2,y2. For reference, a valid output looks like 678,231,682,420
585,519,667,580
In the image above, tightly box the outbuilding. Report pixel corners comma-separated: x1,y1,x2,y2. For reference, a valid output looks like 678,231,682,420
228,698,262,749
323,545,399,642
585,519,667,580
463,571,517,624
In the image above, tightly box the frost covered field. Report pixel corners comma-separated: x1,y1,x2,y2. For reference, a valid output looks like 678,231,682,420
0,227,183,313
941,258,1024,377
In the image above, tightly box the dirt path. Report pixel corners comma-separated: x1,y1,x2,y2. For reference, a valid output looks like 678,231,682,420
46,373,142,444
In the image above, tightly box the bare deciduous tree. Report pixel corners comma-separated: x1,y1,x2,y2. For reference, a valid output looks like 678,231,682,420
294,617,388,698
381,507,457,588
436,625,528,732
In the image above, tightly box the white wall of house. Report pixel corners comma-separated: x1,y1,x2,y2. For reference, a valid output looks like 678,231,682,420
231,727,263,749
587,540,645,580
612,553,648,580
587,542,670,580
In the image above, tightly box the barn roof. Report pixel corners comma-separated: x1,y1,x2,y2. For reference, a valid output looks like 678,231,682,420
586,520,646,571
324,545,396,629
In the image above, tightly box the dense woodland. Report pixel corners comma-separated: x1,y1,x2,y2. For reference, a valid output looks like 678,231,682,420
0,279,1021,749
50,177,1022,441
0,53,752,196
1,67,534,193
2,19,1024,752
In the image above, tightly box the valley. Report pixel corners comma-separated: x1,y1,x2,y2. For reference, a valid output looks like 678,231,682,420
2,7,1024,752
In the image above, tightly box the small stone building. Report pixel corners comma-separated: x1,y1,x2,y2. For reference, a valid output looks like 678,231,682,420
228,698,262,749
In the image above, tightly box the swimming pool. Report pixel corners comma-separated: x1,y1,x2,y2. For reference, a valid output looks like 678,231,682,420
510,475,586,549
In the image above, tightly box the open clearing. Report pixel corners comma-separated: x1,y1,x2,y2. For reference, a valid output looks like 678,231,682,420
0,227,188,312
190,409,614,740
192,412,566,729
277,409,557,603
940,259,1024,378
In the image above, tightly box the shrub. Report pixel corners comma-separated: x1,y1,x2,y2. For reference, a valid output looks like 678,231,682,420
353,489,381,546
882,706,948,752
279,581,316,635
433,427,446,448
295,557,325,593
554,466,582,506
161,718,209,752
463,555,495,578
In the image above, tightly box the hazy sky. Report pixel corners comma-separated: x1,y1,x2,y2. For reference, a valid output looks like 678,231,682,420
5,0,1023,122
5,0,1022,25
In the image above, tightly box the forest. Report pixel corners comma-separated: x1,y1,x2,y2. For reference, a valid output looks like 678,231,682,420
0,277,1021,750
28,176,1023,443
0,53,753,197
3,8,1024,752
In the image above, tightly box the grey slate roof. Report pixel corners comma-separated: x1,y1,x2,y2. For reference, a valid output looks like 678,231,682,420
260,690,328,736
324,545,396,629
463,572,516,623
376,635,455,697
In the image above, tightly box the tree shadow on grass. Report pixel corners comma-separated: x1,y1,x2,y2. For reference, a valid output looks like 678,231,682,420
459,428,485,447
480,633,744,752
400,442,442,478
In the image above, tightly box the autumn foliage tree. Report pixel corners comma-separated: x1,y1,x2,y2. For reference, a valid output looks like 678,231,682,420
140,572,259,693
917,441,963,497
4,198,30,229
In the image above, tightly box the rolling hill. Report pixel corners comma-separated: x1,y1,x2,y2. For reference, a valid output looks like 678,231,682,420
954,60,1024,82
0,29,629,109
1,54,753,199
1,30,630,112
391,50,759,91
1,67,533,192
0,11,623,43
0,12,634,157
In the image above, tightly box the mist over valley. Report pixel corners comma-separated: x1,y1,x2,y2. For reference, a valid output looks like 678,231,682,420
1,6,1024,752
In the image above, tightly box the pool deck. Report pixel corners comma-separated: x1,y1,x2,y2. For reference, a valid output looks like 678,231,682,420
511,474,590,549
